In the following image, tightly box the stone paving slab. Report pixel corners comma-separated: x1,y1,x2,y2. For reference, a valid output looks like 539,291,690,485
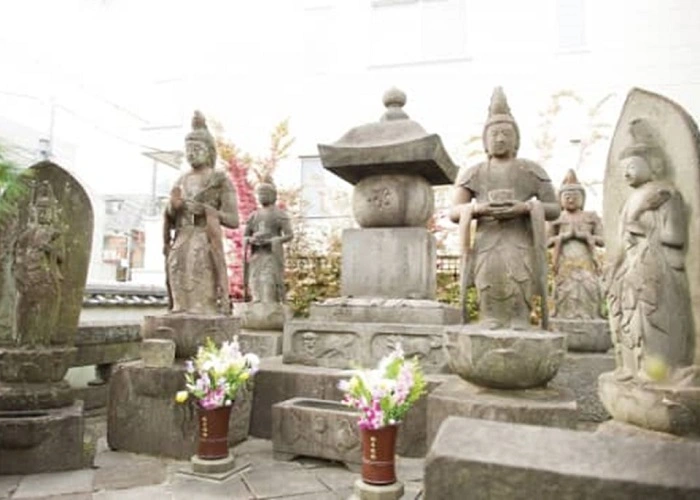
243,467,331,498
12,470,94,499
0,476,20,499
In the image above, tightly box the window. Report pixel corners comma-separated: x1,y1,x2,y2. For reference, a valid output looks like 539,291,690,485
556,0,586,51
369,0,468,67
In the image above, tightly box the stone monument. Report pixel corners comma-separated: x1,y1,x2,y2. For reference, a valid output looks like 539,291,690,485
283,87,460,371
108,111,251,459
236,181,293,357
547,169,610,352
0,161,93,474
427,88,576,444
599,88,700,436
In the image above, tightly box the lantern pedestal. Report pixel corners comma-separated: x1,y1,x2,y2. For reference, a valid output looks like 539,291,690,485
349,478,404,500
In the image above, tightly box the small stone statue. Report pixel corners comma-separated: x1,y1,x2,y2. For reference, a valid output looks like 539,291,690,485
450,87,560,329
606,118,694,380
164,111,239,315
13,180,65,345
244,181,293,303
547,169,605,320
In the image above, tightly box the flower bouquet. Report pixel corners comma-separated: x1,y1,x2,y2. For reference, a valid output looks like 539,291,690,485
338,344,426,485
175,336,260,460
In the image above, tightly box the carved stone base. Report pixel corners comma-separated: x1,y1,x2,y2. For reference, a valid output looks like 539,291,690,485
236,302,289,330
0,400,89,474
142,313,240,359
272,397,362,470
283,319,448,373
426,376,577,448
349,478,404,500
310,298,460,325
238,330,283,358
0,379,73,412
550,318,611,352
190,453,236,474
107,361,252,459
598,371,700,436
444,325,567,389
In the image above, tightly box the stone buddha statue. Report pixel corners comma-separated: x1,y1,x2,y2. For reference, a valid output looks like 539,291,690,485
164,111,239,315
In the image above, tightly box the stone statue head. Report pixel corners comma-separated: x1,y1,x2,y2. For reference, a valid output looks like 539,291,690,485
185,110,217,169
256,181,277,207
483,87,520,158
619,118,667,186
30,180,59,226
559,169,585,211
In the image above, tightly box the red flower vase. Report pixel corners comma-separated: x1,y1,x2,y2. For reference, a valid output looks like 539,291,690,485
361,424,398,485
196,405,232,460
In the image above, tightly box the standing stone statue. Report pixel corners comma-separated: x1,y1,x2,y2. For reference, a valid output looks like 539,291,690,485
450,87,560,330
244,181,293,303
547,170,610,352
164,111,239,315
599,88,700,436
606,118,693,380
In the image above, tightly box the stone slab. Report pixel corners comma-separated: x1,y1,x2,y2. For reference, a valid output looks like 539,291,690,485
237,302,289,331
238,330,283,358
107,361,252,460
341,228,436,300
190,453,235,474
272,397,362,469
349,478,404,500
283,320,447,373
250,357,444,457
72,340,142,368
142,313,240,359
0,401,88,474
310,298,460,325
550,318,612,352
11,469,94,499
425,416,700,499
550,351,615,423
141,339,175,367
426,376,577,448
178,459,250,482
242,465,329,498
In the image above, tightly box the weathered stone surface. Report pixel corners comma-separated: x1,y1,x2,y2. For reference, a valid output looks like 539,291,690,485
190,453,235,474
272,398,361,468
0,401,87,474
237,302,289,331
444,326,567,389
238,330,283,358
599,371,700,436
142,313,240,359
426,376,577,447
107,361,251,459
249,357,437,457
549,318,611,353
283,320,446,373
73,322,142,367
318,88,457,189
353,174,434,227
550,351,614,423
349,478,404,500
310,298,460,325
140,339,175,367
425,416,700,500
341,228,436,300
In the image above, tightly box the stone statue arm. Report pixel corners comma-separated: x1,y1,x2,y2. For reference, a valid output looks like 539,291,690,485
449,185,506,221
659,191,686,250
546,221,560,248
274,214,294,245
589,213,605,247
216,177,240,229
536,178,561,221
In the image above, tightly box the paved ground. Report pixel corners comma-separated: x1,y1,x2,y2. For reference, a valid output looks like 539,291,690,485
1,418,424,500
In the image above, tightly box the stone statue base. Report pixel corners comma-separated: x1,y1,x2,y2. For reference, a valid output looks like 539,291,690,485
349,478,404,500
550,318,611,352
443,325,567,389
0,346,76,411
283,298,459,372
107,361,251,459
0,400,90,474
598,371,700,436
142,313,240,359
237,302,289,331
426,376,577,447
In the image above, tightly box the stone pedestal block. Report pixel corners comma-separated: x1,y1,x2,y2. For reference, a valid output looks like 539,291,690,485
427,376,577,447
550,351,615,423
250,357,443,457
550,318,611,352
0,401,88,474
349,479,404,500
272,397,361,470
341,228,436,299
190,453,236,474
425,416,700,500
599,371,700,436
310,297,460,325
141,339,176,367
142,314,240,359
107,361,251,459
238,330,283,358
283,320,447,373
237,302,289,331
